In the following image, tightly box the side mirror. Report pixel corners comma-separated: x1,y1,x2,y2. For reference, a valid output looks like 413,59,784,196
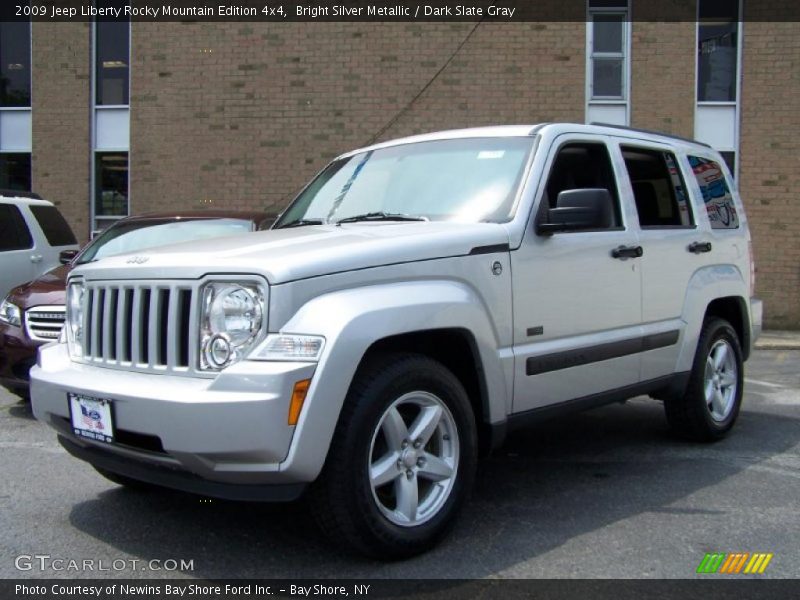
536,188,614,235
59,249,79,265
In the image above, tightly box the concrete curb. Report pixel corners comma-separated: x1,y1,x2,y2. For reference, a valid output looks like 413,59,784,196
755,331,800,351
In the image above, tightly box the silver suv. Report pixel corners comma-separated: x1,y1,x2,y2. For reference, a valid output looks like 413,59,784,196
31,124,762,558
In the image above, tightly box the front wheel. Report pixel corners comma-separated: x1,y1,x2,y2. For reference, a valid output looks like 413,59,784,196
309,353,477,559
665,317,744,441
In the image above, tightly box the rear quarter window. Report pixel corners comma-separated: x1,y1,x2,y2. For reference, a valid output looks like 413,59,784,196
0,203,34,251
29,205,78,246
688,155,739,229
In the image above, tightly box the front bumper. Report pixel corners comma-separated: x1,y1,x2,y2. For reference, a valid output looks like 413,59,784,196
31,342,318,490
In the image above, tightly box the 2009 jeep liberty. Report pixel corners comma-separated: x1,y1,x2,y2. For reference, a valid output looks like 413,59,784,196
31,124,762,558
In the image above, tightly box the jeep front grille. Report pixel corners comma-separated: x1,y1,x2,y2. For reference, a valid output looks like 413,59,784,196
82,282,195,374
26,306,66,342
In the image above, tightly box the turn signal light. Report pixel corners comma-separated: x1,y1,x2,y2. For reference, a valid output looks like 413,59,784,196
288,379,311,425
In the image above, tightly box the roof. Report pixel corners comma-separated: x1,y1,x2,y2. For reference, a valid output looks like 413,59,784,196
0,191,52,206
341,122,713,158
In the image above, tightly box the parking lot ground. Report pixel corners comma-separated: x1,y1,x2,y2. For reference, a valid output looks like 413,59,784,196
1,349,798,579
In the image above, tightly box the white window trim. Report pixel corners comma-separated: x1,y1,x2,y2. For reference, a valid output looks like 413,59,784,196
693,0,743,181
585,3,631,125
90,18,131,234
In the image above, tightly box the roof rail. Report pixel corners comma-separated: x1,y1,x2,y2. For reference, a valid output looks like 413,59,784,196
0,189,42,200
590,122,712,148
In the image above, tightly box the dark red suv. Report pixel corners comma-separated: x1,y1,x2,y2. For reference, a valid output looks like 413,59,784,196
0,210,274,398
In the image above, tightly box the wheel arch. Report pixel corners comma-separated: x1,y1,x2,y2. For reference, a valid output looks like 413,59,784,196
361,328,499,456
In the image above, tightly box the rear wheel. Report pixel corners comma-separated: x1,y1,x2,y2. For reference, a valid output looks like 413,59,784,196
309,353,477,559
665,317,743,441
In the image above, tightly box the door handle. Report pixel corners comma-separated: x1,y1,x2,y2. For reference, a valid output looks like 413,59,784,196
30,254,43,263
611,245,643,259
688,241,712,254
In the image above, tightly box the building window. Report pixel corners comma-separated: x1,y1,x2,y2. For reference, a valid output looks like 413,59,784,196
94,153,128,228
588,1,628,100
95,4,130,106
0,153,31,191
697,0,739,103
0,21,31,107
586,1,630,126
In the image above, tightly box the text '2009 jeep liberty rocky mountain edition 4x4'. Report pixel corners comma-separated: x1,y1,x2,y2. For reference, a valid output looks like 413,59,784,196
31,124,762,558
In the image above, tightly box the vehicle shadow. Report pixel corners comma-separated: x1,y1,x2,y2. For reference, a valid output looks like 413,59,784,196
6,398,34,420
67,398,800,579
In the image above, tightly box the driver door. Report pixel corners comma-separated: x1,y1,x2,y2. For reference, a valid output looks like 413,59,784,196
511,135,643,413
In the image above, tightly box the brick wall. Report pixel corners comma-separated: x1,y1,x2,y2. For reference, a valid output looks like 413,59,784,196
739,19,800,328
129,21,585,216
630,3,695,137
31,22,91,242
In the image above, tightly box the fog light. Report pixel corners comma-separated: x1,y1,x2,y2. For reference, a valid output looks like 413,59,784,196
205,333,232,368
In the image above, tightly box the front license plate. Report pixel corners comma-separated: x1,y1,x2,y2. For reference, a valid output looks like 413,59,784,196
68,393,114,444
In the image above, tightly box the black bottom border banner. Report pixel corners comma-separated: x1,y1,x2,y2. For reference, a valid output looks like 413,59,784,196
3,579,799,600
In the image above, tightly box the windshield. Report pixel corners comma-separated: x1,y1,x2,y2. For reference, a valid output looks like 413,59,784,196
275,137,534,226
76,218,253,264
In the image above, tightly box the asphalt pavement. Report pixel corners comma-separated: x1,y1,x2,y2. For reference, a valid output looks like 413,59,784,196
1,349,798,579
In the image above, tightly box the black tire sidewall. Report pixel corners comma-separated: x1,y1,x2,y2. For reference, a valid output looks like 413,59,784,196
338,354,477,556
691,319,744,436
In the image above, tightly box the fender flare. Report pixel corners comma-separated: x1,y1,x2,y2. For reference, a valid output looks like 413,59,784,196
273,280,509,481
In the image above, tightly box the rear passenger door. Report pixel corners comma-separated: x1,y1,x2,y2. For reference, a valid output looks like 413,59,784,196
511,135,643,413
0,203,36,300
615,142,701,381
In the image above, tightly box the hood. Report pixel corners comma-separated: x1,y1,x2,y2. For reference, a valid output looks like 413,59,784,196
6,264,71,310
70,222,511,284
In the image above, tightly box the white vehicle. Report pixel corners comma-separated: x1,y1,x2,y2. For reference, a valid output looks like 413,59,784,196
31,124,762,558
0,192,78,301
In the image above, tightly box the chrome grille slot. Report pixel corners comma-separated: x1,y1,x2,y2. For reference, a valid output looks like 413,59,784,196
25,306,66,342
81,281,196,374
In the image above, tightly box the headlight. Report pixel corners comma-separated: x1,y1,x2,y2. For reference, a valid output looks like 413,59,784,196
200,282,264,370
0,298,21,327
66,282,84,357
250,334,325,362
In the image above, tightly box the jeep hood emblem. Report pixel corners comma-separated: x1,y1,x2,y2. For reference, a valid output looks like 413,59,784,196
126,256,149,264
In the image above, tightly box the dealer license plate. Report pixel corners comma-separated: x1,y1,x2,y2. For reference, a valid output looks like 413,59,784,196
68,393,114,444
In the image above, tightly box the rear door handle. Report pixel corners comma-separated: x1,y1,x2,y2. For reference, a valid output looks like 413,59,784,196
688,241,712,254
611,245,643,259
30,254,43,263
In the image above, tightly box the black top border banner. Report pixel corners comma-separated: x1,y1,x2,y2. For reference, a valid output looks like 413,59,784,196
3,0,800,22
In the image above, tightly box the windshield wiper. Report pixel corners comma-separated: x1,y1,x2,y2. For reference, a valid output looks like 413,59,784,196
275,218,326,229
335,212,428,225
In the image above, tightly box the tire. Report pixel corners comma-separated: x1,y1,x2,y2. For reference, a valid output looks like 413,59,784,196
665,317,744,442
93,466,158,491
309,352,478,560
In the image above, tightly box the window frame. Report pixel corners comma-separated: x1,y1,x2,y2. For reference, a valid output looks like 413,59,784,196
535,138,626,235
619,144,697,231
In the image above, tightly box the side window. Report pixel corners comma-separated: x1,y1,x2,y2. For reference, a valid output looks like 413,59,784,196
542,142,622,228
29,205,78,247
0,204,33,252
622,146,693,228
688,155,740,229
